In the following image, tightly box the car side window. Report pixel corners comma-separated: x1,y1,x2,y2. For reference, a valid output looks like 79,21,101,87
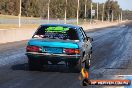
80,27,87,38
79,28,87,41
78,28,85,41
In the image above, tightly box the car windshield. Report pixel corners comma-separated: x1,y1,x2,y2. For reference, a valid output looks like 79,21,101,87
33,26,79,40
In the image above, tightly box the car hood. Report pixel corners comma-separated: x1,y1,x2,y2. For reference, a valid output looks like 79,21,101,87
28,38,80,48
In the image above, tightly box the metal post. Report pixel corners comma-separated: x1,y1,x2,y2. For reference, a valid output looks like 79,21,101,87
102,4,104,22
119,14,120,22
48,0,50,23
97,3,98,20
64,0,67,24
85,0,87,18
90,2,93,24
108,7,110,22
121,11,122,22
112,10,113,22
19,0,21,28
108,13,110,22
77,0,79,25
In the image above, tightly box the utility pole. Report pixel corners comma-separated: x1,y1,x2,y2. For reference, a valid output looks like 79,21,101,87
85,0,87,19
108,13,110,22
48,0,50,23
97,3,98,20
64,0,67,24
19,0,21,28
111,10,113,22
77,0,79,25
90,2,93,24
108,7,110,22
118,14,120,22
121,11,122,22
102,3,104,22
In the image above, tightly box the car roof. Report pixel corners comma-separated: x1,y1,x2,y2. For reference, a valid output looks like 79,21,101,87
40,24,81,29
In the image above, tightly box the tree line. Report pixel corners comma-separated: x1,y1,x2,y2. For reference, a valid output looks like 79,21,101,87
122,10,132,20
0,0,130,20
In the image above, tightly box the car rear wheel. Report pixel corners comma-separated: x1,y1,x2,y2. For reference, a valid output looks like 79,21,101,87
50,60,60,65
68,59,82,72
85,54,91,69
85,59,90,69
28,58,45,71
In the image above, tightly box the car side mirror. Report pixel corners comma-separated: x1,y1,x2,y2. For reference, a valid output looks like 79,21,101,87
87,37,93,42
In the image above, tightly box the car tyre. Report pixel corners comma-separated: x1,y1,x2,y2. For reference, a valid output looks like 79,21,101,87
85,59,90,69
85,54,91,69
69,59,82,73
50,60,60,65
28,58,43,71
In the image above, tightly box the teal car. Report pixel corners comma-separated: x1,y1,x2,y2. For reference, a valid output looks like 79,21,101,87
26,24,93,72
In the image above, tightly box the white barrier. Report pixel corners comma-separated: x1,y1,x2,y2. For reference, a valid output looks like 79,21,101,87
0,21,127,44
0,29,36,44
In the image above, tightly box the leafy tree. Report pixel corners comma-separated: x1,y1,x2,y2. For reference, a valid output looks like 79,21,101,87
0,0,8,14
123,10,132,20
104,0,121,20
0,0,131,20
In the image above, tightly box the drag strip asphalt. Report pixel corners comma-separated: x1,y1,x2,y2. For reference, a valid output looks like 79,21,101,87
0,22,132,88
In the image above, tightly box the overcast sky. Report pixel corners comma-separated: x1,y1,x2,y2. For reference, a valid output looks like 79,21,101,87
92,0,132,10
